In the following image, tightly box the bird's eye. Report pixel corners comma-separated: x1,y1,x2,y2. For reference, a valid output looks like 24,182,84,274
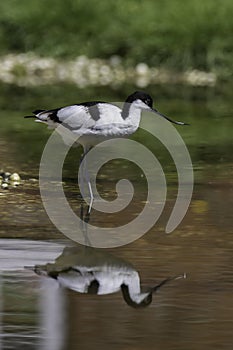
145,99,150,105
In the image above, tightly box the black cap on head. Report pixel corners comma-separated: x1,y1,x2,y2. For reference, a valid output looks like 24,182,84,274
125,91,153,108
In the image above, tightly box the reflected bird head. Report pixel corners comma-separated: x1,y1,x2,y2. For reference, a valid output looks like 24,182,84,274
121,273,186,308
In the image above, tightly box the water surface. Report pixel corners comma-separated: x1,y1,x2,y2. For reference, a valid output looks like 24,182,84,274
0,83,232,349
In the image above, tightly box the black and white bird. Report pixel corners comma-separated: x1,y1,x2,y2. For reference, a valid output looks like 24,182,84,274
33,246,186,308
25,91,188,208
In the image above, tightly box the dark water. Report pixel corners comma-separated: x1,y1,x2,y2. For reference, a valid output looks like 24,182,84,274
0,83,233,349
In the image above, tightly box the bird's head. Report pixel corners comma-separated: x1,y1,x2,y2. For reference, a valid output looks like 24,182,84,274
126,91,189,125
121,273,186,308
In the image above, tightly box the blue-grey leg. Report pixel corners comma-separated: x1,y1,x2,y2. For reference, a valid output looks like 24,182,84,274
82,146,94,213
79,153,85,199
80,201,92,246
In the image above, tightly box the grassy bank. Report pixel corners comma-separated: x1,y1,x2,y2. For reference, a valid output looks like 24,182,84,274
0,0,232,80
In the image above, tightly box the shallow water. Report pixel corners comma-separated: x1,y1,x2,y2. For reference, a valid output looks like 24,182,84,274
0,83,233,349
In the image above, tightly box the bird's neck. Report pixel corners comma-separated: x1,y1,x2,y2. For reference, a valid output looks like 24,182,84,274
121,271,143,298
121,284,150,306
121,102,142,128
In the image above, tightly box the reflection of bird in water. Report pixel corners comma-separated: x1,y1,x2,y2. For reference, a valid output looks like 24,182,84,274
34,246,185,308
25,91,187,210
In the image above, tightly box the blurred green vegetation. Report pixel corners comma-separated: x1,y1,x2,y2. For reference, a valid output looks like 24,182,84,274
0,0,232,78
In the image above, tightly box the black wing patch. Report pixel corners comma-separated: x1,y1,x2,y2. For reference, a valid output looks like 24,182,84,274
88,104,101,121
47,109,62,123
77,101,106,121
87,279,100,294
78,101,105,107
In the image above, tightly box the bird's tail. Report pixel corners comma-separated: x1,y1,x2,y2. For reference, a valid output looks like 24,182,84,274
24,109,48,121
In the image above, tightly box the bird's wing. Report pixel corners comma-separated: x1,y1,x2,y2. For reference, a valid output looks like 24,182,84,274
25,102,123,134
29,102,121,131
32,105,95,131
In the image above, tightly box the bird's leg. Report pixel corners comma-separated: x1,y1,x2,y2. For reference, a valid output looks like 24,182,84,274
84,163,94,213
79,153,93,213
82,147,94,213
80,200,92,246
78,153,85,200
80,197,91,223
